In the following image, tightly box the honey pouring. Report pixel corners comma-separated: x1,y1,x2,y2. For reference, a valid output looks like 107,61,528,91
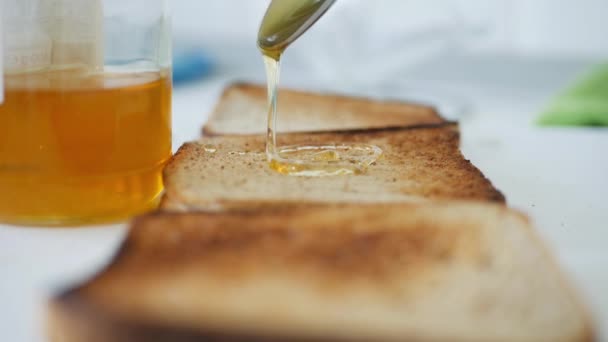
258,0,382,177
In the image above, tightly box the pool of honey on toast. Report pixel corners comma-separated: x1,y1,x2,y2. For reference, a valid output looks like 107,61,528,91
262,55,382,177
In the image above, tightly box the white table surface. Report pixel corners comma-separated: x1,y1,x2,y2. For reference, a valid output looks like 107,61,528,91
1,52,607,341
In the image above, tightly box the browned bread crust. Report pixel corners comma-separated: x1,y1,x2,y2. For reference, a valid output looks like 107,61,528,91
49,204,593,342
48,81,594,342
163,123,504,212
203,83,446,136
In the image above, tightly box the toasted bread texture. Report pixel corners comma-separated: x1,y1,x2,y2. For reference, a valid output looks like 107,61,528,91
162,124,504,211
48,204,592,342
202,83,446,136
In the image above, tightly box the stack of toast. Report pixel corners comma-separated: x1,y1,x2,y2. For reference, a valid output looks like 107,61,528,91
48,84,593,341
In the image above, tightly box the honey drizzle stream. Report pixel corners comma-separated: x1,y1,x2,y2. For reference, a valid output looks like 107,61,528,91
259,0,382,177
263,55,281,160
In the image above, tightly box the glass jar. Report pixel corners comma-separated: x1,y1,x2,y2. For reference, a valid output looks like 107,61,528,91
0,0,172,226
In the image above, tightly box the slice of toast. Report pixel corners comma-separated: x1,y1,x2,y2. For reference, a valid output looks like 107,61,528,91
48,203,592,342
202,83,446,136
162,124,504,212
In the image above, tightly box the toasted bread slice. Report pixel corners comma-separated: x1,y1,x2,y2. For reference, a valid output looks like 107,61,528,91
162,124,504,211
48,203,592,342
202,83,445,136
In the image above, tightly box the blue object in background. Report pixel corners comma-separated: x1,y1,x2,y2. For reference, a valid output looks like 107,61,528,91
173,43,214,85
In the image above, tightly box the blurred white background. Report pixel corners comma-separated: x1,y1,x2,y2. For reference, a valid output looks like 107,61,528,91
171,0,608,119
172,0,608,57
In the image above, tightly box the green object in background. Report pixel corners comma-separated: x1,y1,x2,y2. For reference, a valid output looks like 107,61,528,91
539,63,608,126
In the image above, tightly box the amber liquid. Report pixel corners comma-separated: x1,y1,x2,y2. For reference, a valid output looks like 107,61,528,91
0,69,172,225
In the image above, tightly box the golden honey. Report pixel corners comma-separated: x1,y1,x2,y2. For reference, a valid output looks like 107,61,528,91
0,69,172,225
259,0,382,176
